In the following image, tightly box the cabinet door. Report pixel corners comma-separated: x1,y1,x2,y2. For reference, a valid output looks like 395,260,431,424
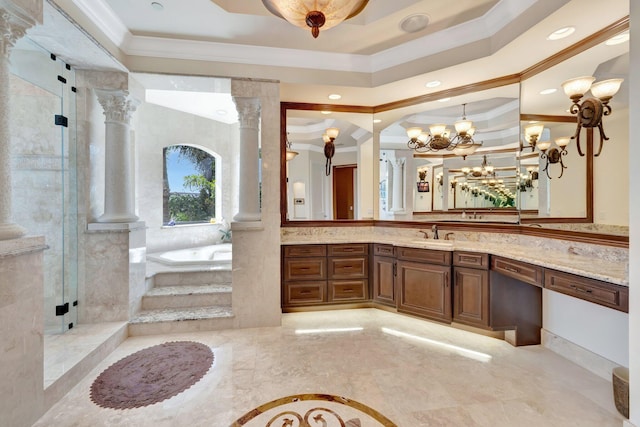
453,267,489,327
397,260,451,322
373,256,395,306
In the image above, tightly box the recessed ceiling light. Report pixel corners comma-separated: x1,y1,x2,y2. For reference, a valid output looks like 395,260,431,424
328,94,341,100
438,97,450,103
400,14,430,33
321,110,332,115
216,109,227,115
425,80,441,88
539,88,557,95
547,26,575,41
373,119,382,123
605,31,629,46
151,2,164,11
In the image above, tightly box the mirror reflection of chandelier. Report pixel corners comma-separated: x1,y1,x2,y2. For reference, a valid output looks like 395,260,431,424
262,0,369,38
406,104,481,154
461,155,494,178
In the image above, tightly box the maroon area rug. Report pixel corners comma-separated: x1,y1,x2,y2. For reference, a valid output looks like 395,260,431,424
90,341,214,409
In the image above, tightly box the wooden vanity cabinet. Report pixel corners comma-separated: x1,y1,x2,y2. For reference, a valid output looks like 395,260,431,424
282,243,369,309
396,248,452,323
545,269,629,312
372,244,396,306
453,252,490,328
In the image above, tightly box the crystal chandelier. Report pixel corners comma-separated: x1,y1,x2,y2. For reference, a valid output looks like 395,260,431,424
262,0,369,38
406,104,481,154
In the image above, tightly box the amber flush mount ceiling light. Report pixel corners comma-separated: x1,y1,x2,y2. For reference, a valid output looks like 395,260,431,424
262,0,369,38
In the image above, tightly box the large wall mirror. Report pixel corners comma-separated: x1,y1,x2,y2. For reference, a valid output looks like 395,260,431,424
519,25,629,232
283,108,375,221
281,20,629,238
375,83,520,222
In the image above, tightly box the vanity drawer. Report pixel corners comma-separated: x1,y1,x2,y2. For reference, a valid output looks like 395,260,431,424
491,256,543,287
545,269,629,312
328,243,369,257
329,279,368,301
283,258,327,281
396,247,451,266
328,257,368,279
374,244,395,257
283,281,326,305
284,245,327,258
453,252,489,269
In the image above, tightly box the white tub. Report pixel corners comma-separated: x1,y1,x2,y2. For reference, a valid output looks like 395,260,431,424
147,243,232,267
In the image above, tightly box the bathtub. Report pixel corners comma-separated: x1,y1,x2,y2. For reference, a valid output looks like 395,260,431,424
147,243,232,267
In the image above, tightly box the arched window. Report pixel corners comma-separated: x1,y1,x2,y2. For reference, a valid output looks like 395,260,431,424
163,145,221,225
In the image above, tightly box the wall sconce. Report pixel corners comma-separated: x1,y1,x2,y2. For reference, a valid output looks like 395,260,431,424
436,171,443,190
416,170,430,192
285,133,299,161
522,123,544,151
562,76,624,156
450,179,457,191
323,127,339,175
537,136,571,179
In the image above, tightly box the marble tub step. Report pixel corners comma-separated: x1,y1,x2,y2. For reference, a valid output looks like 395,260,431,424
141,284,232,310
128,306,235,336
153,269,232,287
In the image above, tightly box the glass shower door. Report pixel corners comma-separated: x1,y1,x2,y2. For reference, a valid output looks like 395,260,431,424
9,37,78,334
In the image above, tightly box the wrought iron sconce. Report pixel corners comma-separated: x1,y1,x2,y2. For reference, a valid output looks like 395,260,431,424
522,123,544,151
416,170,430,192
537,137,571,179
562,76,624,156
285,133,299,161
323,127,339,175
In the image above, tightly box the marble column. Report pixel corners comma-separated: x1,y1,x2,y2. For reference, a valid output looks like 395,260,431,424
390,157,405,212
95,89,140,223
232,96,261,222
0,8,31,240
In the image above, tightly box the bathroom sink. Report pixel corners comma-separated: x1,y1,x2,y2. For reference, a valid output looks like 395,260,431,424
409,240,454,249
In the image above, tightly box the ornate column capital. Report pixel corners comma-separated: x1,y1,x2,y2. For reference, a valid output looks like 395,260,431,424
392,157,406,167
0,8,30,57
233,96,261,129
95,89,140,124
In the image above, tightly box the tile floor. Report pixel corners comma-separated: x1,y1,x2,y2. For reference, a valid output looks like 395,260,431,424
34,309,625,426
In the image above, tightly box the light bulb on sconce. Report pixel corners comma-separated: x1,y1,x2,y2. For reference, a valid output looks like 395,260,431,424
562,75,624,156
522,123,544,151
323,127,339,176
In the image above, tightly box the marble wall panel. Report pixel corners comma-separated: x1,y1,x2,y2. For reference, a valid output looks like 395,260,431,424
0,236,46,427
230,78,281,329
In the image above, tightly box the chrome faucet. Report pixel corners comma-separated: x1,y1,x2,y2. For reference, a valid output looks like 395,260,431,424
432,224,439,240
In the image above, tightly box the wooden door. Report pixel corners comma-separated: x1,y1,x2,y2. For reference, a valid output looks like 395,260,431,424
373,256,396,306
453,267,489,327
397,260,451,322
333,165,356,219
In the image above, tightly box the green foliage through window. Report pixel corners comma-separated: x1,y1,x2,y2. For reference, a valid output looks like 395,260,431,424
163,145,217,225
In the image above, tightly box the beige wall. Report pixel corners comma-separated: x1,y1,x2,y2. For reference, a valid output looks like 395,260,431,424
594,108,629,226
133,94,240,253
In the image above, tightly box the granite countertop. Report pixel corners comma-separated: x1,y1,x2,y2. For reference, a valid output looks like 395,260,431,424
281,236,629,287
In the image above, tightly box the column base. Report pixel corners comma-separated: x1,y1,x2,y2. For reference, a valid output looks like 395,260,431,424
97,213,139,223
233,212,261,222
0,223,27,241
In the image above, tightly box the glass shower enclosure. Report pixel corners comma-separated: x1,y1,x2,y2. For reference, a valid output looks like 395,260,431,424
9,37,78,334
